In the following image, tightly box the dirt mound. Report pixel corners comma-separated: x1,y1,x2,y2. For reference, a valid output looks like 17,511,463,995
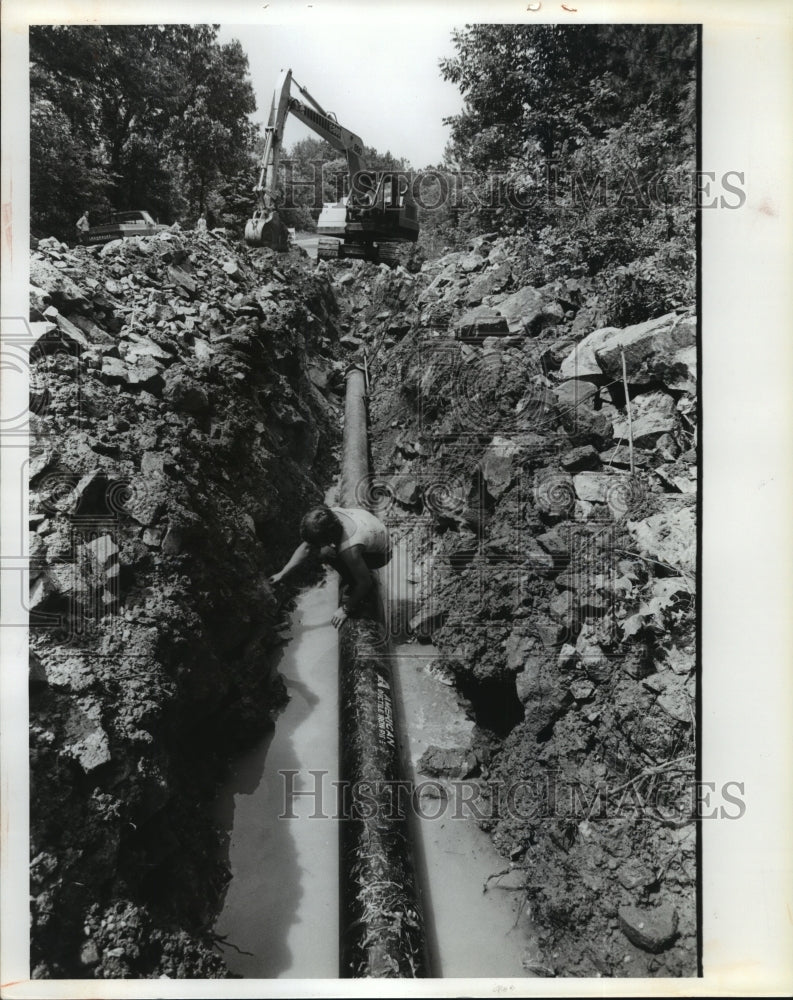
365,234,697,977
28,229,343,977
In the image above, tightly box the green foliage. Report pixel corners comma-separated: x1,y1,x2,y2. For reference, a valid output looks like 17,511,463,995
439,24,697,314
30,25,259,240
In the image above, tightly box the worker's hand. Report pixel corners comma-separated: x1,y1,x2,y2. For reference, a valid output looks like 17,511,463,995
331,606,349,630
268,571,284,587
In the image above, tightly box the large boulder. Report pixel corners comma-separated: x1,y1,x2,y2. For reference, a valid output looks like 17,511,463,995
595,313,695,384
559,313,695,383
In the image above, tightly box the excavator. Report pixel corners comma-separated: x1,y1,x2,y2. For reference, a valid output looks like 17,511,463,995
244,69,419,264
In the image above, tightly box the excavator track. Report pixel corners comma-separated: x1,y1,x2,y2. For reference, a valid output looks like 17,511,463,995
317,237,341,261
317,239,400,267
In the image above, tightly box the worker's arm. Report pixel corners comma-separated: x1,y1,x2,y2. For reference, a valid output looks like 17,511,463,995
269,541,313,586
331,545,373,628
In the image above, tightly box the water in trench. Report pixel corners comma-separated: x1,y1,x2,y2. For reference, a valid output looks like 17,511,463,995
213,575,339,978
214,533,535,978
383,535,537,978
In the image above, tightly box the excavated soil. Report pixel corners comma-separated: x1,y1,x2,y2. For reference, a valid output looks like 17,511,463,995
28,226,697,978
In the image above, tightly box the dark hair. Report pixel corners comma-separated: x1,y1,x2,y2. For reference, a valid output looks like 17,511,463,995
300,506,342,546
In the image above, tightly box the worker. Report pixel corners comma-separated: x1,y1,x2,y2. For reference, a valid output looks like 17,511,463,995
196,213,207,232
269,505,390,629
75,210,90,244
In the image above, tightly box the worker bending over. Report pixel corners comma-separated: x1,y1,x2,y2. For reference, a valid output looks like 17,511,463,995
270,506,390,629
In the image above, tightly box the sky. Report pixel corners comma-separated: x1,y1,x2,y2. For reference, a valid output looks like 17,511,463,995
216,23,466,170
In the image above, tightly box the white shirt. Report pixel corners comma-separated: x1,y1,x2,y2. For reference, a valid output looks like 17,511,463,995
331,507,389,556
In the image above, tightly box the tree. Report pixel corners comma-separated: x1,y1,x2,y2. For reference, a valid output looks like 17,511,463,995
29,25,261,239
438,24,697,317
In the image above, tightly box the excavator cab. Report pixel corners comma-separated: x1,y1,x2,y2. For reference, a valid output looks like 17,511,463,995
319,170,419,263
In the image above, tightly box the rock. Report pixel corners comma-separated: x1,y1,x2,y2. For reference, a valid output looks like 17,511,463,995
125,474,168,526
79,940,100,967
29,652,49,688
339,334,363,349
657,676,694,724
495,285,558,334
142,526,165,547
30,258,88,310
506,631,537,672
63,700,112,773
612,392,677,444
100,357,129,384
618,903,678,953
573,471,611,503
627,502,695,575
82,534,118,569
162,370,209,413
222,259,243,282
618,862,657,891
308,364,330,391
559,312,694,383
52,313,91,350
455,306,509,340
594,313,696,385
125,336,173,363
459,251,487,273
29,574,60,611
655,433,680,462
560,445,601,472
558,643,578,668
524,538,556,574
417,745,477,779
541,337,577,372
69,314,115,346
71,471,111,517
125,362,165,394
570,679,595,701
599,444,638,469
553,380,615,449
663,344,697,393
479,436,521,499
30,284,51,317
535,526,570,563
168,265,198,295
655,463,697,495
161,516,204,555
99,239,124,258
575,623,611,682
43,652,94,692
465,264,512,301
389,474,420,506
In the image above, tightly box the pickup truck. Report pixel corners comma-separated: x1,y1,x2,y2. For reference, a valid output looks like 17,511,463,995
86,210,169,246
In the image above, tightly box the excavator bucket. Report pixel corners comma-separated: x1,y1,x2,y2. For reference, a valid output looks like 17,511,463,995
244,211,289,250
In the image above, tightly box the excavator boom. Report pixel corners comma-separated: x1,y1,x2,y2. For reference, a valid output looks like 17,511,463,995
245,68,418,262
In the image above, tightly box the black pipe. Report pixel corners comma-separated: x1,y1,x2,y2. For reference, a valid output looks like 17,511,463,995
338,365,428,978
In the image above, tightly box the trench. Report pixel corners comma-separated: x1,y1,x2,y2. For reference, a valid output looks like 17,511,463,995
213,576,340,977
212,531,537,978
